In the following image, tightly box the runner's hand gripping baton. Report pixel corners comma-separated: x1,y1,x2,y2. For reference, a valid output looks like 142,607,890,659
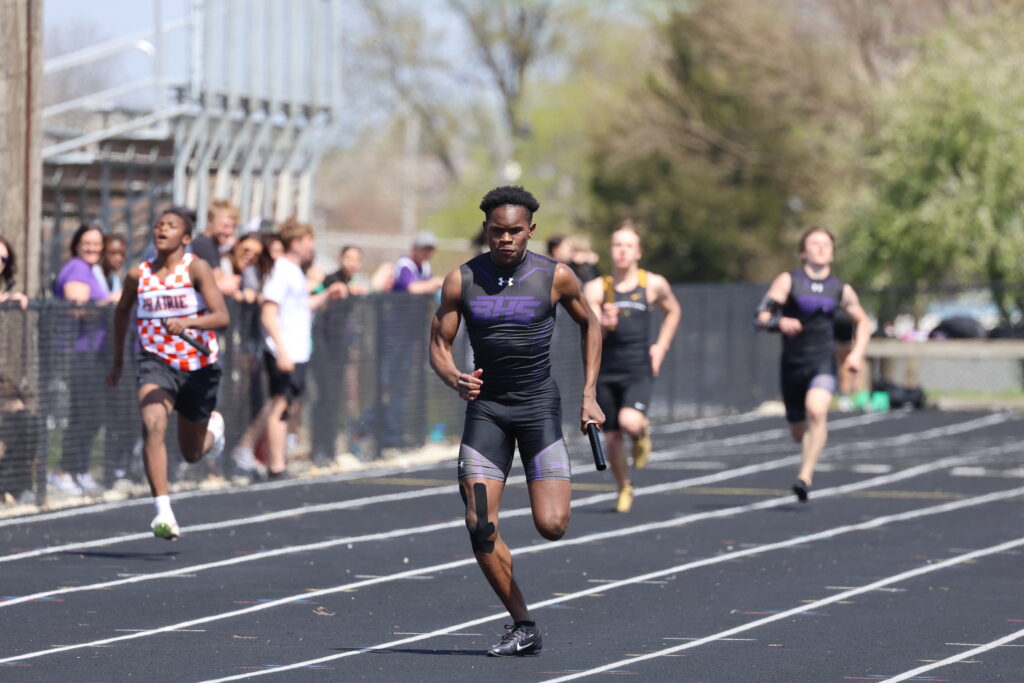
162,320,211,356
587,423,607,471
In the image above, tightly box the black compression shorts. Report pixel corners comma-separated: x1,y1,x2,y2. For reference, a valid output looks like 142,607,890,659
137,351,221,423
780,354,837,423
458,377,571,483
596,369,653,432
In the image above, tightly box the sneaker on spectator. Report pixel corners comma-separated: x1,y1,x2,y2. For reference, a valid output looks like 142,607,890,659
206,411,226,463
74,472,103,494
48,471,82,495
232,446,262,480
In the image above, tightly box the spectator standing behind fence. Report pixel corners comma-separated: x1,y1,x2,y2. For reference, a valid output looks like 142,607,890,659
99,233,127,303
230,232,284,477
311,246,369,463
258,221,345,479
547,234,600,283
365,232,443,450
547,234,573,267
393,231,444,295
190,199,239,296
568,234,601,283
0,238,29,309
225,235,264,304
0,242,34,503
324,246,370,294
96,233,136,486
0,375,39,505
51,224,110,495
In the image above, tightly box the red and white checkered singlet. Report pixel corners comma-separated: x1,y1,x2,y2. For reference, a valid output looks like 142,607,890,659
136,253,219,370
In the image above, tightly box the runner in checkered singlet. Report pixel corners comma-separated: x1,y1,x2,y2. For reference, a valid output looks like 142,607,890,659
107,208,230,540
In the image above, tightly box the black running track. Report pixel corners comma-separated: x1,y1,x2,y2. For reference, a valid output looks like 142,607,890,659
2,409,1023,682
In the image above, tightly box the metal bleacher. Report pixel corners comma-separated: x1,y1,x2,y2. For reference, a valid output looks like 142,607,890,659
39,0,342,291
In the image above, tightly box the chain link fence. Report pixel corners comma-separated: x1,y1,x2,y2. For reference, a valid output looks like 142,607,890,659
1,284,778,508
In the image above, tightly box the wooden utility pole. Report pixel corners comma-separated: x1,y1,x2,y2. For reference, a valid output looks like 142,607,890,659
0,0,43,297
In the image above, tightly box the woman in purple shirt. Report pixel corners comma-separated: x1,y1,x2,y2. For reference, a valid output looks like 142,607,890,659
52,224,109,494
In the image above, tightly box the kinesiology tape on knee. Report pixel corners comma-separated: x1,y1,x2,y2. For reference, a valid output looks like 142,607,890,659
468,482,495,554
754,295,782,332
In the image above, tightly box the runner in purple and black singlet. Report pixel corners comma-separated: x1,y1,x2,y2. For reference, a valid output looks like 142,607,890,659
429,185,604,657
755,227,871,503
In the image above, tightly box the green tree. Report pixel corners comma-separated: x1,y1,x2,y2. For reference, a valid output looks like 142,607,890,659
843,8,1024,323
587,1,850,282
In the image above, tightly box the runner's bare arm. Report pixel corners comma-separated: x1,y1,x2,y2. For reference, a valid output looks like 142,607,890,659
649,273,681,377
554,263,605,431
429,269,482,401
840,284,871,373
582,277,604,319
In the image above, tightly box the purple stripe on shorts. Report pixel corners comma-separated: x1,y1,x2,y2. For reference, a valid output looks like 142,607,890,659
527,439,571,482
809,374,837,394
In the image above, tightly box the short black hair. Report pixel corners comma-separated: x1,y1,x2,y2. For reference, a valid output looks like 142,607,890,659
547,235,565,256
161,206,196,236
479,185,540,222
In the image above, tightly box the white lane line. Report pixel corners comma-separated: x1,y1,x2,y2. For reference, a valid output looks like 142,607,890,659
657,411,767,434
851,464,894,474
540,536,1024,682
0,411,905,563
655,411,900,454
944,642,1024,648
882,628,1024,681
2,445,1017,665
0,413,765,529
0,486,457,564
193,482,1024,681
0,461,450,529
0,414,1005,605
0,454,804,607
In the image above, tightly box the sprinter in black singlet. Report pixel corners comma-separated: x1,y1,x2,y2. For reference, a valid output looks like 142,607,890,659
755,227,870,502
584,221,680,513
430,186,604,657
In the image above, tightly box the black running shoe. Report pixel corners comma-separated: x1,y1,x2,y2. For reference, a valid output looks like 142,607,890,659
486,623,542,657
792,479,809,503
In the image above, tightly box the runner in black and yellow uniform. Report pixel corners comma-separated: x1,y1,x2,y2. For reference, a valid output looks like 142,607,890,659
584,221,680,513
755,227,871,502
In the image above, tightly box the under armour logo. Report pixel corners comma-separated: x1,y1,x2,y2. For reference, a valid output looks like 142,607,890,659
810,282,824,293
498,277,514,287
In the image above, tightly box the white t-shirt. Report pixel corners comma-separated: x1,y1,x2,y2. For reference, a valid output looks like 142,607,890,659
261,257,313,363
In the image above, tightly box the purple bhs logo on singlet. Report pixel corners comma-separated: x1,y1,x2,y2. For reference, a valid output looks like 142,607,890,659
469,295,541,323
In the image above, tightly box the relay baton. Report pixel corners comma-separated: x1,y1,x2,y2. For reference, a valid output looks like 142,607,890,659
587,423,606,471
162,320,211,356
